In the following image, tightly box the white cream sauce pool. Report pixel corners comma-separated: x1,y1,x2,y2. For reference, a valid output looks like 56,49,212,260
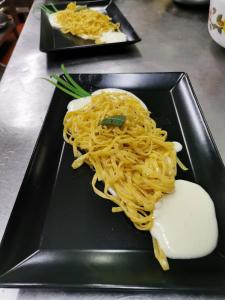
172,141,183,152
151,180,218,259
48,13,61,29
98,31,127,43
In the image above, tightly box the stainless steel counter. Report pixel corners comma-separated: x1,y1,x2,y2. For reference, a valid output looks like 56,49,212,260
0,0,225,298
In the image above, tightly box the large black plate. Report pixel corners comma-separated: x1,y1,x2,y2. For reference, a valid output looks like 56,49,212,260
0,73,225,292
40,1,141,53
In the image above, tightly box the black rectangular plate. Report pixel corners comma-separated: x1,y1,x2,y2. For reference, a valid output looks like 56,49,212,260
40,1,141,53
1,73,225,292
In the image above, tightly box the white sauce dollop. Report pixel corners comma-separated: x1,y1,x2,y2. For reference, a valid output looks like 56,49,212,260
67,97,91,112
108,187,117,197
98,31,127,43
48,13,61,29
172,141,183,153
79,34,95,40
151,180,218,259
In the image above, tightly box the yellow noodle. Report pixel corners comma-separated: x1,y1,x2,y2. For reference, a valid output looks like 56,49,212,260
152,237,169,271
63,91,177,269
55,2,120,43
176,156,188,171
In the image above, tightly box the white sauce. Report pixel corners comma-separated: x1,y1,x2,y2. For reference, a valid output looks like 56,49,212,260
70,31,127,44
172,141,183,153
79,34,95,40
48,13,61,29
98,31,127,44
67,97,91,112
151,180,218,259
108,187,117,197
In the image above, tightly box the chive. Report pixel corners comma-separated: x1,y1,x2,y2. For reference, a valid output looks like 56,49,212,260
42,78,81,99
61,64,91,97
100,115,126,127
51,74,85,98
44,5,53,14
49,3,58,12
40,5,49,14
40,4,53,14
43,65,92,100
61,64,90,97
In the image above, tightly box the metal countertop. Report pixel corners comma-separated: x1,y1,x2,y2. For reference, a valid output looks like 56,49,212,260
0,0,225,298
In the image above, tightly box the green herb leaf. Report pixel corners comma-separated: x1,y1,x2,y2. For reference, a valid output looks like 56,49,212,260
100,115,126,127
40,4,53,14
49,2,58,12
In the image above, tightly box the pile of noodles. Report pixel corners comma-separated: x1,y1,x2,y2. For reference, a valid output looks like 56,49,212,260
63,91,177,234
56,2,120,43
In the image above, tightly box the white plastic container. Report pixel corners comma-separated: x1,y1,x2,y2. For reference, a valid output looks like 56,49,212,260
208,0,225,47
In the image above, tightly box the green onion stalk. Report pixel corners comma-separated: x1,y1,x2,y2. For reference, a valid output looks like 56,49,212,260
43,64,91,99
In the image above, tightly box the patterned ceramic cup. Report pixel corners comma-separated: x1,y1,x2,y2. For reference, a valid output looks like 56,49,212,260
208,0,225,47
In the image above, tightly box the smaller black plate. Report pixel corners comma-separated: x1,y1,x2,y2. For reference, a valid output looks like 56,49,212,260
40,1,141,53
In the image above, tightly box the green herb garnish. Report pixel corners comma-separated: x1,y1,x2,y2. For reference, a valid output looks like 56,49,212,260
49,3,58,12
43,64,91,99
60,64,90,97
40,3,86,15
40,4,54,14
40,3,58,14
100,115,126,127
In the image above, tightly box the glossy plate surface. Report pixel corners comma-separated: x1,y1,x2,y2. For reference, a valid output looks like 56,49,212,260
40,1,141,53
173,0,209,5
0,73,225,292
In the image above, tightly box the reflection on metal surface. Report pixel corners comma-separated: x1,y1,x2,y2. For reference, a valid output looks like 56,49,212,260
0,289,19,300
